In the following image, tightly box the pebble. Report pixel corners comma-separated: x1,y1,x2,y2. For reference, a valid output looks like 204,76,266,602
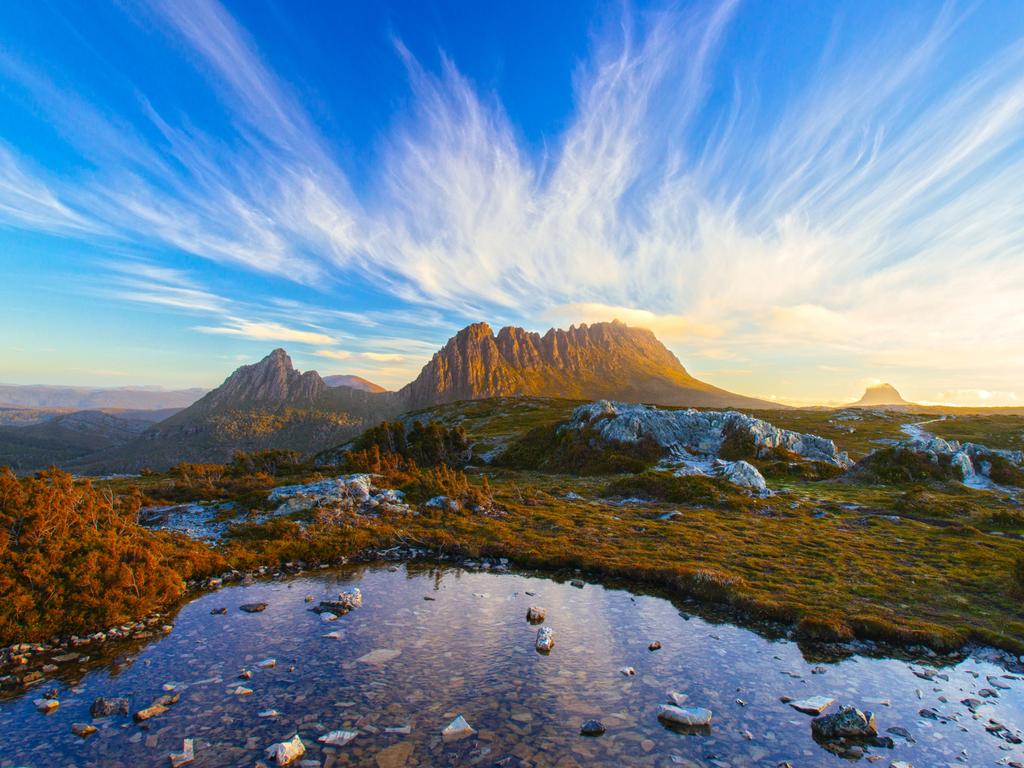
442,714,476,742
648,641,662,651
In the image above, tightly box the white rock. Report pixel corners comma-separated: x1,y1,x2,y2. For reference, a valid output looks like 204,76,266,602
317,730,358,747
265,734,305,765
657,704,713,726
442,715,476,742
320,612,339,622
535,626,555,652
789,696,835,715
322,631,343,640
257,658,276,668
723,460,769,495
667,691,689,706
258,709,280,718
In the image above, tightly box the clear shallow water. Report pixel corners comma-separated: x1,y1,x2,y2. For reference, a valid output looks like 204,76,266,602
4,563,1023,767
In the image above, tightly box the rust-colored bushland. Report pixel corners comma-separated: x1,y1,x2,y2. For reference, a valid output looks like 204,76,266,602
0,468,223,644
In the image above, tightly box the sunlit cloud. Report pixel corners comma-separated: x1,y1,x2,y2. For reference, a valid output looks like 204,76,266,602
0,1,1022,403
195,318,336,346
314,349,353,361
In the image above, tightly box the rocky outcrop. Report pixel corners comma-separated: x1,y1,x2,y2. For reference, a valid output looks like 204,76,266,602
399,321,778,410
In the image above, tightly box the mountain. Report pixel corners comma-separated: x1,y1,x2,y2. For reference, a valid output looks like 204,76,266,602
398,321,777,410
0,384,205,410
323,374,388,393
72,350,400,471
851,383,911,408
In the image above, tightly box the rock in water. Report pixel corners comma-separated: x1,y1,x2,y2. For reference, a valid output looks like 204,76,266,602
580,719,606,736
318,730,358,747
133,703,168,722
169,738,195,767
648,641,662,651
811,706,877,739
789,696,835,715
71,722,96,737
265,734,305,765
535,626,555,653
526,605,546,623
442,715,476,742
90,697,129,718
34,698,59,713
239,602,268,613
657,705,713,727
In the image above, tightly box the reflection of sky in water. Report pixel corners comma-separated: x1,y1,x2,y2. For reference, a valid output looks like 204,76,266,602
4,564,1022,766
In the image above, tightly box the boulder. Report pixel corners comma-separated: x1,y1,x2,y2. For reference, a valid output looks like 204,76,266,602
526,606,546,623
265,734,305,765
535,626,555,653
723,460,769,495
657,704,713,727
811,706,877,740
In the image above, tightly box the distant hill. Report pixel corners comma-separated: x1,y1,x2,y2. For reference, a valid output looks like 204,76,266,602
851,383,911,408
323,374,387,393
72,349,399,471
399,321,779,410
0,384,205,410
0,410,154,471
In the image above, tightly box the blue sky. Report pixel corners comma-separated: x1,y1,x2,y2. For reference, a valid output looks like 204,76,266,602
1,1,1023,405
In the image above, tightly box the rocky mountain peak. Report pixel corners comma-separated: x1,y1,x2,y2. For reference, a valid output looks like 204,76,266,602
853,383,909,407
198,348,326,411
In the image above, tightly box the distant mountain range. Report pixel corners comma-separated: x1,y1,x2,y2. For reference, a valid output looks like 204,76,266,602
0,384,206,410
14,320,780,472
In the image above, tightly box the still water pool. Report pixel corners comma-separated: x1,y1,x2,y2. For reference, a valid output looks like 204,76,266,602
5,562,1023,767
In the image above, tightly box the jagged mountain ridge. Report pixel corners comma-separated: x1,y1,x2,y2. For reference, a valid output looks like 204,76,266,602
399,320,775,410
65,321,780,471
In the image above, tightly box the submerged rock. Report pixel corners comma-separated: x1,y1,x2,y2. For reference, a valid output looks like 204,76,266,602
265,734,305,765
442,714,476,742
133,703,168,722
71,722,96,737
318,729,358,747
657,704,713,727
811,705,877,739
580,719,606,736
239,602,268,613
91,696,129,718
34,698,59,713
535,626,555,653
169,738,195,767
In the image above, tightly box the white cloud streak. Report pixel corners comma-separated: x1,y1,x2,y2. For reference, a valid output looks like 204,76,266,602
1,1,1023,402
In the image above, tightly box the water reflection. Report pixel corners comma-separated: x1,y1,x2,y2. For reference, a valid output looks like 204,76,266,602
4,563,1022,767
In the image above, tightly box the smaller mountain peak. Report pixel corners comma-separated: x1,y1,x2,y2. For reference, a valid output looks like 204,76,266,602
852,382,909,407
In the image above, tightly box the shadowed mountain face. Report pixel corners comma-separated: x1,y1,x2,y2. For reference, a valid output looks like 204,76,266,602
852,383,910,407
0,384,204,410
73,350,399,472
399,321,776,410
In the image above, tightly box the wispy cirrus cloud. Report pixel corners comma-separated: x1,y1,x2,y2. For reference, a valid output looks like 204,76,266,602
1,1,1023,402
